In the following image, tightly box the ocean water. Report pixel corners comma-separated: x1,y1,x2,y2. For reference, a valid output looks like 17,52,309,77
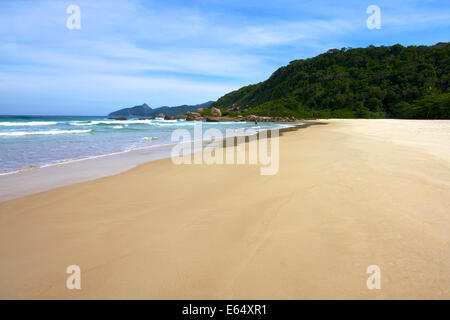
0,115,297,174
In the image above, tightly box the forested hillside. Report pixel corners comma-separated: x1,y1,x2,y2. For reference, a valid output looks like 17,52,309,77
213,43,449,119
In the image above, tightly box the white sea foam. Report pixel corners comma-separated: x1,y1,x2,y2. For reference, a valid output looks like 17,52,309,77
69,119,252,127
69,121,90,126
154,122,198,126
70,119,196,126
113,126,123,129
142,136,158,141
0,129,92,136
0,121,57,126
70,119,155,126
204,121,237,125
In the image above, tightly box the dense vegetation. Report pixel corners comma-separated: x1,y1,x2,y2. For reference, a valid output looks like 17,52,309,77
213,43,449,119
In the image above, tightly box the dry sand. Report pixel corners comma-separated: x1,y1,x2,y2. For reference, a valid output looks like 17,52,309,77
0,119,449,299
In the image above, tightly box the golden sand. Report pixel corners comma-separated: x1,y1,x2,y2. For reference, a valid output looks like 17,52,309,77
0,119,449,299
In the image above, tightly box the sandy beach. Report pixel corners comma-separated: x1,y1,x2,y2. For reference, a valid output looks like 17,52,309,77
0,119,449,299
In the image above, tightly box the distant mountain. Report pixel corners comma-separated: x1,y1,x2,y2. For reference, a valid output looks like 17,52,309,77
150,101,214,116
213,42,449,119
108,103,152,117
108,101,214,117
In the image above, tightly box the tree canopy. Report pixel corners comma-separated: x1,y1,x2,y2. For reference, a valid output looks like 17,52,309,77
213,43,449,119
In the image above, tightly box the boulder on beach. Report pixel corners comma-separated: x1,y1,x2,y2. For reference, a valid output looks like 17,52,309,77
185,111,203,121
218,116,236,122
206,116,219,122
211,107,222,117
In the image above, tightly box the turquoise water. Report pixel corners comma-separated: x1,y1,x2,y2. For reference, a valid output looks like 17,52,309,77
0,115,296,174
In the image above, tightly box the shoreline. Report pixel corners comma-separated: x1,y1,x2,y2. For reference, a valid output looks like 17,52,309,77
0,121,311,202
0,119,448,299
0,116,300,178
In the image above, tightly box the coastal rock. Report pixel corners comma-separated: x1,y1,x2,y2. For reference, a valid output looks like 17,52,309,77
238,114,299,123
185,111,203,121
174,115,187,120
211,107,222,117
218,116,237,122
182,111,299,123
108,117,127,120
196,107,204,113
226,104,241,112
186,116,204,121
164,115,174,120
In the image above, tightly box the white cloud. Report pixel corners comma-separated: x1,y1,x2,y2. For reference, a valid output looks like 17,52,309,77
225,19,356,46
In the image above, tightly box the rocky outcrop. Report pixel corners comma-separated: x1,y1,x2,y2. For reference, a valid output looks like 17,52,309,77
240,115,297,122
226,104,241,112
164,115,174,120
183,110,299,123
185,111,203,121
225,115,298,122
217,116,235,121
108,117,127,120
210,107,222,117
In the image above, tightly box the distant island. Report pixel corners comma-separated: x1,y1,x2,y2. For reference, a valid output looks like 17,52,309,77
212,42,449,119
108,101,214,117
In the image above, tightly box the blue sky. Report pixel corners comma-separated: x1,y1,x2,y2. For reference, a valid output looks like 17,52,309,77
0,0,449,115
